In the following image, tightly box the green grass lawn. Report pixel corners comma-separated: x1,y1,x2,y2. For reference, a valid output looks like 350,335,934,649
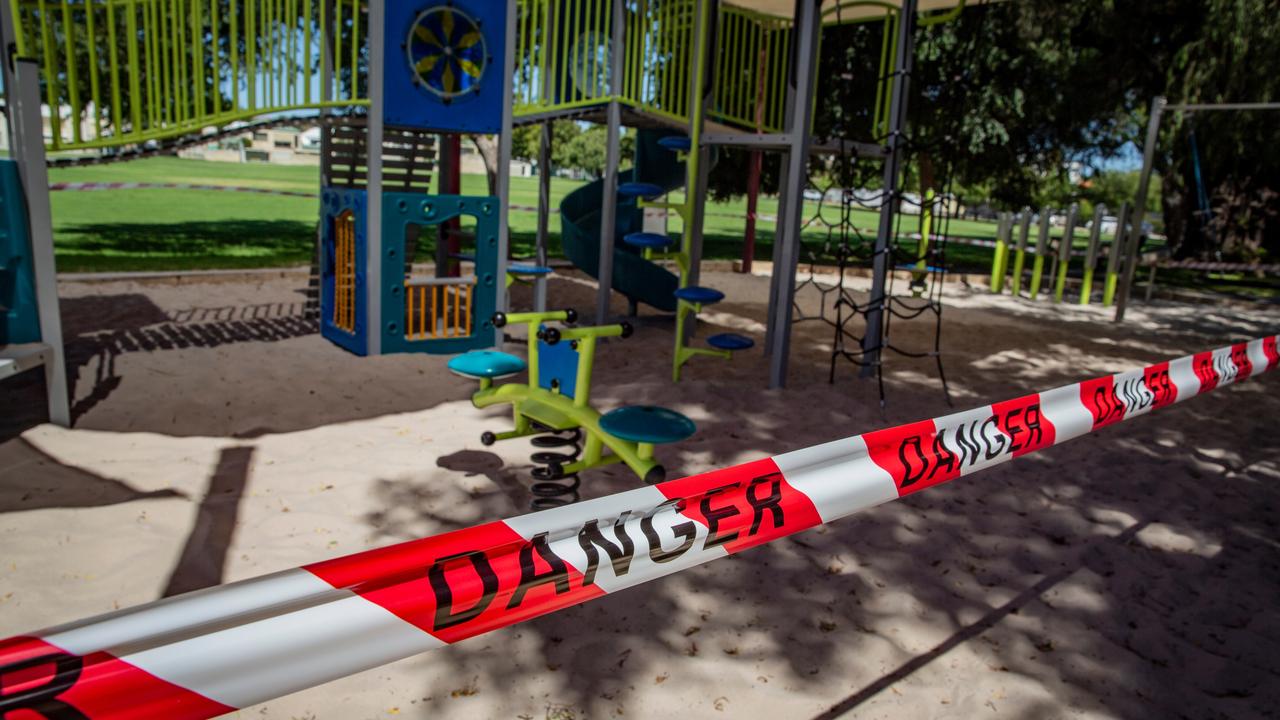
51,157,1023,273
44,157,1125,278
46,157,1275,298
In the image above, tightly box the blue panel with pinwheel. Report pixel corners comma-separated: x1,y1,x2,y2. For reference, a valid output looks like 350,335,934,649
384,1,506,133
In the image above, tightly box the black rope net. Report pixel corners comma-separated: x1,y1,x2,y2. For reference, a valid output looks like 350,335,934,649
791,5,969,408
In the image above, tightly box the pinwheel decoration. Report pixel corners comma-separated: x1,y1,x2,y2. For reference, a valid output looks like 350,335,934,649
406,6,487,101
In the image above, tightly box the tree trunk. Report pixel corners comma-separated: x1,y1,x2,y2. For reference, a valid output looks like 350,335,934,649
469,135,500,195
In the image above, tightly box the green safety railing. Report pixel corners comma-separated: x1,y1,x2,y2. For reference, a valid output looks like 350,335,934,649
512,0,613,115
11,0,367,152
512,0,696,126
623,0,696,124
13,0,956,154
710,4,789,133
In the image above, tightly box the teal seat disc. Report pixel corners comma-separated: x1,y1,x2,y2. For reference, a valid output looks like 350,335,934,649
600,405,696,444
447,351,527,379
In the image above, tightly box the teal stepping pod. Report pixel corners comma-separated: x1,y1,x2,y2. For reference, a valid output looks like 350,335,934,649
447,351,527,379
600,405,696,445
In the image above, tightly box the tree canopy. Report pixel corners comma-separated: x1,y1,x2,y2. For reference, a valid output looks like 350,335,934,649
708,0,1279,261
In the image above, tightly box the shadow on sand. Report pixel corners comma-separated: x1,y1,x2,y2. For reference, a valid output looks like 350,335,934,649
350,275,1280,719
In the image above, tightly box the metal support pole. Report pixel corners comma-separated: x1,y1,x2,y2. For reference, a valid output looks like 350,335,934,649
593,0,626,325
1028,205,1051,300
684,0,714,291
1102,201,1128,306
316,0,335,319
989,211,1011,293
766,0,821,388
6,62,71,425
494,0,517,336
1115,96,1165,323
365,0,385,355
763,157,791,356
678,0,716,347
1079,204,1104,305
1010,207,1033,296
1053,203,1077,302
2,0,69,426
534,121,551,312
686,147,712,293
859,0,917,378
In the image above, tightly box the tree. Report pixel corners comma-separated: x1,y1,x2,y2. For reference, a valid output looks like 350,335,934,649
511,120,584,169
708,2,1278,261
1079,170,1161,219
560,125,634,179
1160,0,1280,261
468,135,501,194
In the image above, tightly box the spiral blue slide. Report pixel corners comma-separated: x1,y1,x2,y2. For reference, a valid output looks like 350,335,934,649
558,128,688,313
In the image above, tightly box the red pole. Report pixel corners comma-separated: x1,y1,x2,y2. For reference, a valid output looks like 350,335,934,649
740,37,770,274
743,152,760,273
443,135,462,277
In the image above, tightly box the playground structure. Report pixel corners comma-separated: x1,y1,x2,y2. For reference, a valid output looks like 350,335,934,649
3,0,1269,428
0,0,1015,425
1,2,1279,714
449,309,696,506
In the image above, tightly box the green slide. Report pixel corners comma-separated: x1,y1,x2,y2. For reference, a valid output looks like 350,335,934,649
558,128,689,313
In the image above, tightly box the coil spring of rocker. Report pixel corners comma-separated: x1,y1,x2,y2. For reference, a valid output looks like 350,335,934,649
528,427,583,510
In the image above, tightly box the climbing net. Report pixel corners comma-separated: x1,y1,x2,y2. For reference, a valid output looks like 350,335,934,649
790,7,977,407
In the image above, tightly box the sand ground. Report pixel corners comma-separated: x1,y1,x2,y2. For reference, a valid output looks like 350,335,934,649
1,267,1278,720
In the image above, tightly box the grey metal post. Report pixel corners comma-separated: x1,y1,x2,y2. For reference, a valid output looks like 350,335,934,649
6,60,71,425
1016,208,1033,252
534,121,551,312
317,0,335,313
683,147,713,343
1034,207,1051,253
1084,204,1104,269
1058,204,1077,264
766,0,821,388
1030,205,1051,298
1104,201,1128,280
593,0,626,325
1115,96,1165,322
763,157,790,356
683,0,716,305
320,0,334,105
1053,202,1077,302
859,0,917,378
365,0,385,354
1,0,69,425
988,211,1010,293
685,147,713,297
494,0,517,333
1010,207,1032,296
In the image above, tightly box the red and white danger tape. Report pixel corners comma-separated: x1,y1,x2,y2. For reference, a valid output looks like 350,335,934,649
1,337,1276,718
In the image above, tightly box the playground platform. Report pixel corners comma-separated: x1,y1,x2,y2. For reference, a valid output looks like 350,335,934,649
1,269,1277,719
